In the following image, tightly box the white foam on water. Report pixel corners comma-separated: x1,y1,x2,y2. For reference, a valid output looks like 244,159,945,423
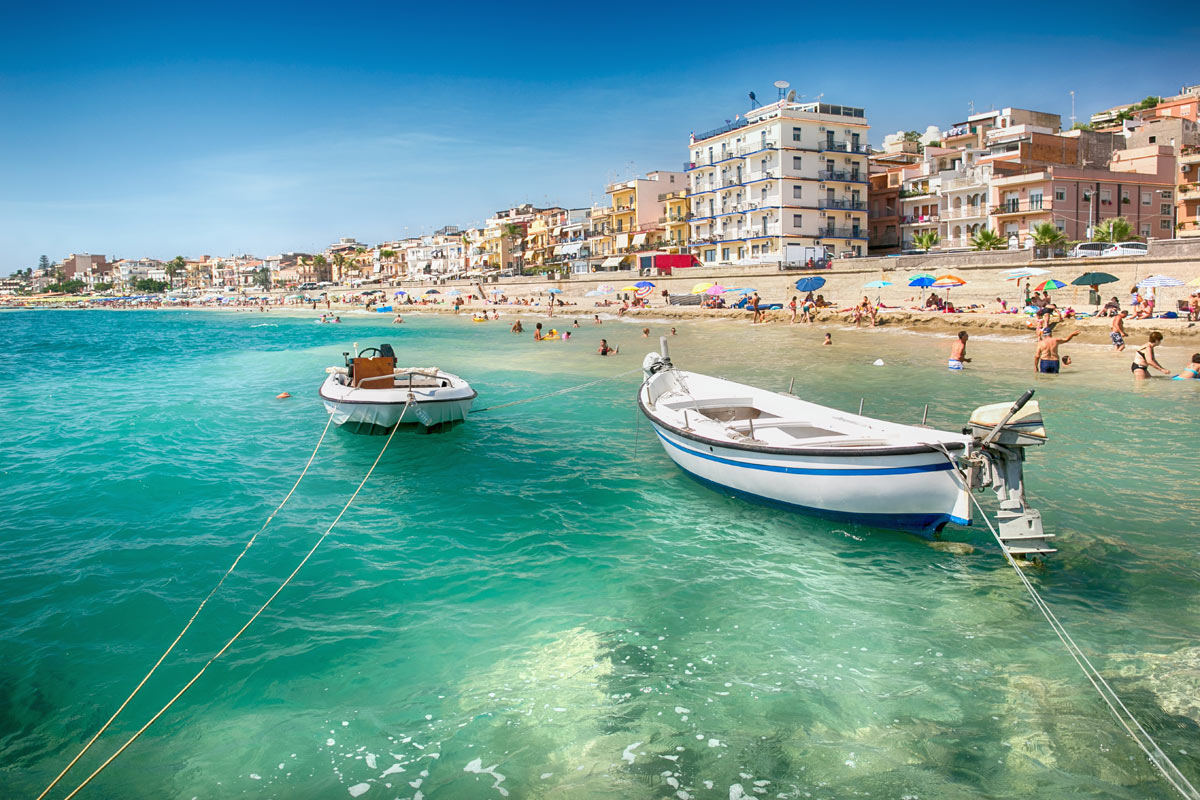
729,784,747,799
621,742,643,764
348,782,370,797
708,739,721,748
540,773,553,780
365,752,377,769
463,757,509,796
326,738,336,746
249,773,261,780
674,706,691,714
380,763,405,777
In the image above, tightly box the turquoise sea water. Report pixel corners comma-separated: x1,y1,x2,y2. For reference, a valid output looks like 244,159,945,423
1,308,1198,800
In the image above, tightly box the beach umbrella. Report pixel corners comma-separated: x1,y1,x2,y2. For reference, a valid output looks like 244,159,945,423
1001,267,1049,279
634,280,655,288
1035,278,1067,292
546,288,563,294
488,287,504,294
704,285,728,295
635,285,654,299
1187,276,1200,287
729,287,756,294
932,274,965,288
691,282,716,294
424,288,441,295
596,283,616,294
1071,272,1118,286
620,285,640,291
907,275,935,288
794,276,826,292
1137,275,1184,288
863,280,892,288
584,290,605,297
393,290,407,296
447,289,462,296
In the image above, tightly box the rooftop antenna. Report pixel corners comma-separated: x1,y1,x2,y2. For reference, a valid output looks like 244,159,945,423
786,89,796,103
748,91,760,109
968,100,975,116
1069,90,1076,128
774,80,790,102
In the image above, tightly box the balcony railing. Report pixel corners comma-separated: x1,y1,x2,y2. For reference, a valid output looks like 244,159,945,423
817,140,869,154
818,169,866,183
1179,183,1200,199
992,199,1050,214
818,198,867,211
943,205,987,219
868,234,899,247
900,214,940,225
818,227,867,239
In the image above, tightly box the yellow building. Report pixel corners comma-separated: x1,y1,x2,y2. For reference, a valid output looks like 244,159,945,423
660,190,691,253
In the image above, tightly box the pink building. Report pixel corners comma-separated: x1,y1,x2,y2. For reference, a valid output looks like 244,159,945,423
988,146,1176,245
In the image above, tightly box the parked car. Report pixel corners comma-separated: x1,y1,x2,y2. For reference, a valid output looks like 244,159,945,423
1100,242,1149,257
1068,242,1108,258
297,282,319,290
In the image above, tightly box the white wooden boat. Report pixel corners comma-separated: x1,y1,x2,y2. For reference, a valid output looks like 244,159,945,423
639,341,1052,554
319,344,475,430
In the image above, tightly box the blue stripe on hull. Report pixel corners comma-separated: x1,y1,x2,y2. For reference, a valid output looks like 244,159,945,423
680,468,959,536
653,430,954,476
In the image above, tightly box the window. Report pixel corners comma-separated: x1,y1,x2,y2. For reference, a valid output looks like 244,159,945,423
1162,203,1172,215
1162,190,1173,199
1055,220,1066,232
792,127,802,142
1121,190,1130,203
1100,190,1112,204
793,156,803,169
704,249,715,263
1054,188,1066,201
793,214,803,228
1030,191,1044,210
1160,219,1172,230
792,185,803,200
1142,224,1152,237
1142,192,1152,205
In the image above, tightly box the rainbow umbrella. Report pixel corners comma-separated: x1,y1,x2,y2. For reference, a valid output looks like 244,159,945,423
635,285,654,299
1035,278,1067,292
596,283,616,294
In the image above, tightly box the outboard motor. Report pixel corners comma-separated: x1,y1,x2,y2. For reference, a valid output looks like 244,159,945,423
379,343,396,359
964,390,1054,558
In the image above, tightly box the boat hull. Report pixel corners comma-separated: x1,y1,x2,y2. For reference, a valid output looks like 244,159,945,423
319,374,475,429
646,421,970,535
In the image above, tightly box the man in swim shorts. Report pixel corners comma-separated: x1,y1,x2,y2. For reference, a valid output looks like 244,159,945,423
1110,311,1127,351
1034,329,1080,373
949,330,970,370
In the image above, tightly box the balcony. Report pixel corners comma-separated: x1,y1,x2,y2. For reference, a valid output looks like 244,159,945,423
817,140,869,154
943,205,987,219
1179,182,1200,200
991,199,1050,215
818,198,867,211
818,227,867,239
900,214,940,225
1180,146,1200,164
868,233,899,248
817,169,866,183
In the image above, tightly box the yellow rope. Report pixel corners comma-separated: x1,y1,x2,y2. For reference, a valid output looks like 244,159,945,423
38,402,341,800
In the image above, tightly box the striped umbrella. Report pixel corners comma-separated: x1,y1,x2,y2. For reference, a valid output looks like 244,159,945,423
1137,275,1184,288
932,274,966,288
1035,279,1067,292
596,284,616,294
635,285,654,299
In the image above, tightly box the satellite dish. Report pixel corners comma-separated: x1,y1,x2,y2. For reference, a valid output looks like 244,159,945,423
774,80,790,89
786,90,796,102
749,91,756,101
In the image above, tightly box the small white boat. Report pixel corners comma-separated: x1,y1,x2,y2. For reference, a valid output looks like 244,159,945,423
319,344,476,430
640,340,1053,554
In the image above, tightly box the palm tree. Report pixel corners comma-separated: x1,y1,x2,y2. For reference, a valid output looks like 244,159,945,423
1030,222,1066,248
911,231,940,251
969,228,1005,250
1093,217,1134,243
164,255,186,288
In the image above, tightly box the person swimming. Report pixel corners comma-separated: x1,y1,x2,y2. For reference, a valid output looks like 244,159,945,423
598,338,618,356
1173,353,1200,380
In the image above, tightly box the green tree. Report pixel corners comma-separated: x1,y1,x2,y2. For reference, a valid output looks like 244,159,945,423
46,278,86,293
1136,96,1161,110
93,281,113,292
902,130,921,143
312,254,328,266
1030,222,1067,249
1071,122,1093,131
911,231,940,251
164,255,186,287
38,254,51,272
969,228,1005,250
254,267,272,291
1093,217,1135,243
133,278,169,293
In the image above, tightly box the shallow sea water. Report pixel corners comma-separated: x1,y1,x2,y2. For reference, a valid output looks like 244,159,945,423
1,308,1198,799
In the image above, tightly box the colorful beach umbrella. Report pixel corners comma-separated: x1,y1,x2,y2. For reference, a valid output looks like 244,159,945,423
1137,275,1184,288
1035,278,1067,292
691,282,715,294
704,285,728,295
932,274,966,288
794,276,826,292
635,285,654,299
908,275,936,288
863,280,892,289
730,287,756,294
596,283,616,294
1070,272,1118,287
634,280,655,288
1003,268,1049,281
546,287,563,294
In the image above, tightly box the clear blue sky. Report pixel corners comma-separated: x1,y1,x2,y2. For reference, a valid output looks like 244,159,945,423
2,0,1195,272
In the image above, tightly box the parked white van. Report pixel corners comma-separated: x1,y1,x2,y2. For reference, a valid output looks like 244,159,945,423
1100,242,1149,257
1069,242,1108,258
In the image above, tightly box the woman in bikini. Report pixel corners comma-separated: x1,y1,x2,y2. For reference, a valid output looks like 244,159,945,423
1173,353,1200,380
1131,331,1171,379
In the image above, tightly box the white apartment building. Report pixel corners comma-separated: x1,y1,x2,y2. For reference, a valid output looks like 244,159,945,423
939,151,993,248
686,99,870,262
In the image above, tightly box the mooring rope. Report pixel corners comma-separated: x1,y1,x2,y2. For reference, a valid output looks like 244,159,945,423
50,397,412,800
930,442,1199,800
471,367,641,414
36,399,343,800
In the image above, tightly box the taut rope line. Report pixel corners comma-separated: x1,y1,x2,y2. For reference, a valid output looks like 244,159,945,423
471,368,641,414
36,402,342,800
929,442,1199,800
54,397,412,800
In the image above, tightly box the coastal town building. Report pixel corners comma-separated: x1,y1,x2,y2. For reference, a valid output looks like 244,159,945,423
111,258,164,288
550,208,593,275
867,172,899,254
60,253,111,286
686,98,870,263
605,171,685,267
1180,144,1200,237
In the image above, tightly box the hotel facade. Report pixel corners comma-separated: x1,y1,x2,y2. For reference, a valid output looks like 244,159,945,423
686,99,870,264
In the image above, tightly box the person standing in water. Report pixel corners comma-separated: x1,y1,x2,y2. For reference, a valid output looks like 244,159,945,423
949,331,971,370
1110,311,1128,351
1034,329,1081,374
1131,331,1171,379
